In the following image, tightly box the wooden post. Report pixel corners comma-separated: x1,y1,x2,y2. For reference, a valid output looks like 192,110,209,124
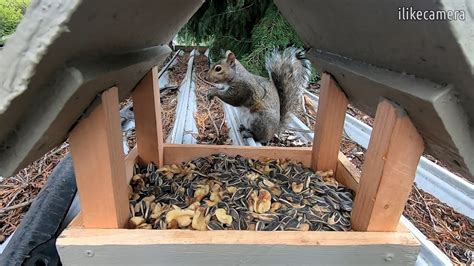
311,73,349,172
351,99,424,232
69,87,129,228
132,66,164,166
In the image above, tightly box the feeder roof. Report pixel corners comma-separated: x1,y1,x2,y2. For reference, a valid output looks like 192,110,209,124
0,0,473,181
276,0,474,180
0,0,204,177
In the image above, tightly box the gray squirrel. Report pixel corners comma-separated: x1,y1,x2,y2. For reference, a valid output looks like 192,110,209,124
206,47,311,142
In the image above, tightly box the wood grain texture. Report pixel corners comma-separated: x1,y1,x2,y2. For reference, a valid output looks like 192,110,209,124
57,229,419,265
69,87,129,228
132,66,164,166
351,99,424,232
69,214,83,228
312,73,349,172
125,146,138,183
58,228,419,246
336,152,361,193
69,147,138,228
163,144,313,167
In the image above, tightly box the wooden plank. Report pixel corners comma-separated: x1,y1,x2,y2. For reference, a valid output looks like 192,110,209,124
70,148,146,228
69,147,138,228
351,99,424,232
59,228,418,246
69,214,83,228
69,87,129,229
163,144,313,167
132,66,164,166
125,147,138,183
334,153,410,234
336,152,361,193
58,229,419,265
312,73,348,172
59,243,418,265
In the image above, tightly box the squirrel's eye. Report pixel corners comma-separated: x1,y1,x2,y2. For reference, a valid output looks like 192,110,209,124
214,65,222,72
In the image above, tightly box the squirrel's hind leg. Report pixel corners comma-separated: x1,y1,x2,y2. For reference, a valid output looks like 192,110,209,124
248,115,277,142
240,128,254,139
239,123,259,140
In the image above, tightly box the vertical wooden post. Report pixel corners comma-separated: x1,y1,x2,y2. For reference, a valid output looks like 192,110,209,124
352,99,424,232
132,66,164,166
311,73,349,172
69,87,129,228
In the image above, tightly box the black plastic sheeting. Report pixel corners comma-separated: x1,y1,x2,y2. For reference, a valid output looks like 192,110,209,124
0,155,77,266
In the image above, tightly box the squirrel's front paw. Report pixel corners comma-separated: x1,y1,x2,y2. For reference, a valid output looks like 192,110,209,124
207,93,214,101
207,88,218,101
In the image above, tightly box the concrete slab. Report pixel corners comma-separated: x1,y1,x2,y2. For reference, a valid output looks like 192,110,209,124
0,0,203,177
275,0,474,180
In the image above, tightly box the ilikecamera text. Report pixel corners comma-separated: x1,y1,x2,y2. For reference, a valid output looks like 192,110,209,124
398,6,466,21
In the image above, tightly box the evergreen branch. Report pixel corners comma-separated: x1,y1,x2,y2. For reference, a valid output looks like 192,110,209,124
221,35,252,43
209,3,255,19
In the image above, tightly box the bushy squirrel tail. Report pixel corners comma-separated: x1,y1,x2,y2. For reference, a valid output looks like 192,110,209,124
265,47,311,125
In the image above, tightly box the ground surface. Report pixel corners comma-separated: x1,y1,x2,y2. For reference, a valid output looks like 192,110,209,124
193,54,231,145
163,53,188,141
0,142,69,243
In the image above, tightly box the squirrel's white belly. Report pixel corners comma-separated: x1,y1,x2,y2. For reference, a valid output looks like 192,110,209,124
237,106,252,128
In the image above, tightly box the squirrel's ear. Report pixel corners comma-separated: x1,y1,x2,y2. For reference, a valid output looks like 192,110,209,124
226,51,236,67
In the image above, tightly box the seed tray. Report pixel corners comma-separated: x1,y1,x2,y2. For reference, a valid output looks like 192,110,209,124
128,154,353,232
57,70,422,265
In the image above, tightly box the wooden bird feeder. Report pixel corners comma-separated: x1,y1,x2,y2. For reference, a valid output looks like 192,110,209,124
57,65,424,265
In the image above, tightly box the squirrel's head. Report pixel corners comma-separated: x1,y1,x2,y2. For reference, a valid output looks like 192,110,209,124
206,51,236,84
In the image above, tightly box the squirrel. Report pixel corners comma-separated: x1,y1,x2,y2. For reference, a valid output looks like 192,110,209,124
206,47,311,142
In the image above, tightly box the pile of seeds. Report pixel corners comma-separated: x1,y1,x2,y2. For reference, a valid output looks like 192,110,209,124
265,130,310,147
128,154,353,231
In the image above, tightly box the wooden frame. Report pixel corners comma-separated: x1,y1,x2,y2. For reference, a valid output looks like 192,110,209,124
69,87,129,228
58,228,419,265
132,66,164,167
60,70,423,265
312,73,348,172
351,99,424,231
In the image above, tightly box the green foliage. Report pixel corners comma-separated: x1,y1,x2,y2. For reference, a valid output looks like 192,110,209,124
178,0,273,60
0,0,29,44
179,1,316,80
309,66,320,83
240,4,303,76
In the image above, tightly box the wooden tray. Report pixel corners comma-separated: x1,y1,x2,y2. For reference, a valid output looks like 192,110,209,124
57,67,423,265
